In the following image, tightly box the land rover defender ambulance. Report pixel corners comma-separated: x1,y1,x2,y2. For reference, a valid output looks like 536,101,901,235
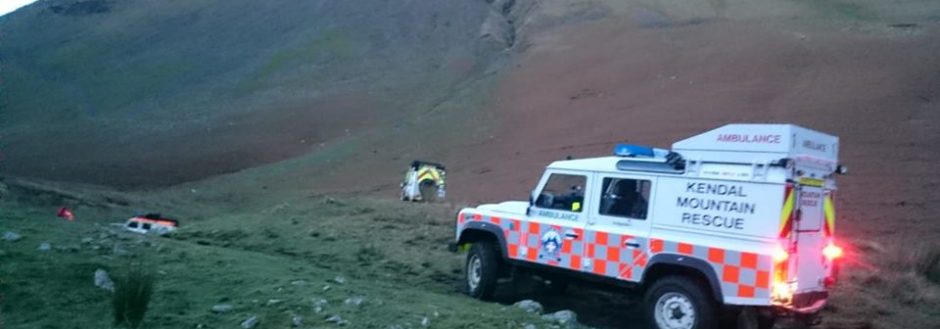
454,124,845,329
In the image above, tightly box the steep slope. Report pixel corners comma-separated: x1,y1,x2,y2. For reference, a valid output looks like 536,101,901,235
0,0,509,188
2,1,940,328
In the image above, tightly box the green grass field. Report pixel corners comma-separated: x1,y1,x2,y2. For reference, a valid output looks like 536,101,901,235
0,185,571,329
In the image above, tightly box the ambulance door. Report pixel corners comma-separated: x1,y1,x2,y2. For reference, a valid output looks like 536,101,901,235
524,170,592,274
793,183,826,293
582,173,655,283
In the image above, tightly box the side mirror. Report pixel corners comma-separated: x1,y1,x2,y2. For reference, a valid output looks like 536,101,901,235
527,191,537,216
835,165,848,175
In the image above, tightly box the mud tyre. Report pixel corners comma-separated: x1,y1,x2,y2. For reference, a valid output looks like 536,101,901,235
644,276,717,329
730,307,776,329
465,241,500,300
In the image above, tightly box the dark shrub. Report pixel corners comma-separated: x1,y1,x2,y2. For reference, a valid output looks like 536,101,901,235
112,263,155,328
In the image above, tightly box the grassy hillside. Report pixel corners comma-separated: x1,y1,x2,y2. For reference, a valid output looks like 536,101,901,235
0,0,507,187
2,0,940,328
0,180,582,329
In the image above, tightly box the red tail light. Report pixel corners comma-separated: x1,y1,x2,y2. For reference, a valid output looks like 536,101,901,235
771,244,793,303
823,242,843,260
773,245,789,263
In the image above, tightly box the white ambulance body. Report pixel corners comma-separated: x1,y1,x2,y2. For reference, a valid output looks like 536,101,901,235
455,124,844,329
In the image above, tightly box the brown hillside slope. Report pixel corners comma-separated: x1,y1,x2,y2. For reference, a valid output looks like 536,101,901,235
270,3,940,327
432,3,940,327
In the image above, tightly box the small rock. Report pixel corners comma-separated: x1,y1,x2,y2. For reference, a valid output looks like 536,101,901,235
291,315,303,327
211,304,233,314
38,242,51,251
2,231,22,242
81,237,94,244
266,299,282,306
514,299,543,314
241,315,259,329
421,316,430,327
94,269,114,291
522,324,537,329
547,310,577,328
112,244,128,256
291,280,307,286
332,276,346,284
344,296,365,306
322,284,331,291
312,297,328,313
325,314,348,326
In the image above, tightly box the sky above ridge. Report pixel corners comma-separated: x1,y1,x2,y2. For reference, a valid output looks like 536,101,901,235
1,0,38,16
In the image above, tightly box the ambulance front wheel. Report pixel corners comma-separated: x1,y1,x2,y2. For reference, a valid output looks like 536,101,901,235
465,241,500,300
645,276,717,329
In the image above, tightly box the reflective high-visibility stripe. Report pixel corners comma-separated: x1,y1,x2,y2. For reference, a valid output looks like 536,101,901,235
779,185,795,238
649,238,771,299
798,177,825,187
416,167,443,184
823,194,836,237
458,211,773,301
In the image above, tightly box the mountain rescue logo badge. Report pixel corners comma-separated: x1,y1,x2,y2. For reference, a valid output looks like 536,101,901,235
540,230,562,261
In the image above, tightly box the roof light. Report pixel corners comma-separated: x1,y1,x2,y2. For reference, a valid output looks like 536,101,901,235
614,144,654,157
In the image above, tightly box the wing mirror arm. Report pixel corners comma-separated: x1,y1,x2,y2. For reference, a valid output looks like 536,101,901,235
527,191,536,216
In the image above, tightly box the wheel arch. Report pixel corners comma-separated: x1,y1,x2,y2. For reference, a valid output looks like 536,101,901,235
642,253,724,304
457,222,508,259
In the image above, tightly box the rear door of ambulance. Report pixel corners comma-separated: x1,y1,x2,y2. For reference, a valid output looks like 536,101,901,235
791,181,827,294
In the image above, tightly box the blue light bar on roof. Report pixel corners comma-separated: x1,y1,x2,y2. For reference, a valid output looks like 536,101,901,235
614,144,655,157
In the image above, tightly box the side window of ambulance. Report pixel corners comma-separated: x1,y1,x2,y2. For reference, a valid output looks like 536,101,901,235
535,173,586,212
599,177,651,219
142,223,152,230
128,221,139,228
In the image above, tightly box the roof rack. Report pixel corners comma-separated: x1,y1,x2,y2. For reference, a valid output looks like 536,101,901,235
682,157,789,181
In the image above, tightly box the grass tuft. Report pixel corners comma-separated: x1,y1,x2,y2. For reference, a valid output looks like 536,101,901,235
113,262,156,328
914,247,940,285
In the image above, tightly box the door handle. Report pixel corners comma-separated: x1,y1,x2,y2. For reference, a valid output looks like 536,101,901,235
564,230,579,240
625,242,640,248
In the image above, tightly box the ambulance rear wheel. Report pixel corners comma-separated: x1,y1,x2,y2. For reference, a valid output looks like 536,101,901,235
645,276,717,329
465,241,500,300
